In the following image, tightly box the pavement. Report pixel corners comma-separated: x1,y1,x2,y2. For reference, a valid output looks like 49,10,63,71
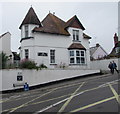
0,72,120,113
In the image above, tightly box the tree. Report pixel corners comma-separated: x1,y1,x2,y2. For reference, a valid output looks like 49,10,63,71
0,52,8,69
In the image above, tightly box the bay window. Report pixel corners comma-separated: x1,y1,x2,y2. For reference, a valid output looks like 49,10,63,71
69,50,86,65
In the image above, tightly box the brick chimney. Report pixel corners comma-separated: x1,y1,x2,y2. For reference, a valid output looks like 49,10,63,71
114,33,118,46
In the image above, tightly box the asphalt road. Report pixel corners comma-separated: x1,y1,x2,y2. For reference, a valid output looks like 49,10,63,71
1,72,120,113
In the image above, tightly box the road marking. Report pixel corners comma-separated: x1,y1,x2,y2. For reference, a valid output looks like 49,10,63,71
1,74,110,103
1,82,84,104
108,83,120,104
1,75,118,104
34,91,84,113
1,82,118,113
58,82,85,113
9,89,56,113
1,81,118,113
70,96,116,112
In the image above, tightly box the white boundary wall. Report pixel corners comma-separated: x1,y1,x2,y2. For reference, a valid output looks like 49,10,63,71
0,69,100,91
90,58,120,71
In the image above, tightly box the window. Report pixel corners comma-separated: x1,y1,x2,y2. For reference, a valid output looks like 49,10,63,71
70,51,74,64
25,25,28,37
73,30,79,41
69,50,86,65
50,50,55,64
38,52,48,56
25,49,29,59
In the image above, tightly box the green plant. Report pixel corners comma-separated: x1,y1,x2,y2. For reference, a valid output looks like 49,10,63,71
39,64,47,69
19,59,37,69
0,52,8,69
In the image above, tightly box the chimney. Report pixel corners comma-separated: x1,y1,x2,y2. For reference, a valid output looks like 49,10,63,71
114,33,118,46
96,43,100,47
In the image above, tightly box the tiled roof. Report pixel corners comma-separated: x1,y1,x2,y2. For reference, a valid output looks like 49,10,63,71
90,46,98,56
65,15,85,30
20,7,91,38
19,7,42,29
33,13,70,36
68,43,86,50
83,33,91,39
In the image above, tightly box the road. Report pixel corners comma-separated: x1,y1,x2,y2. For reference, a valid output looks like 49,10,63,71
1,73,120,113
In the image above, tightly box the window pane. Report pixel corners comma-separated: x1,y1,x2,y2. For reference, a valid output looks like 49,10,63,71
70,58,74,63
50,50,55,63
81,51,84,56
25,49,29,59
76,51,80,56
76,31,79,41
76,57,80,64
73,30,79,41
25,25,28,37
76,35,79,41
73,30,75,41
51,56,55,63
81,57,85,64
70,51,74,56
38,53,48,56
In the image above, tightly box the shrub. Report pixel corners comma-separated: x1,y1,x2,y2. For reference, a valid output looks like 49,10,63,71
19,59,37,69
39,64,47,69
0,52,8,69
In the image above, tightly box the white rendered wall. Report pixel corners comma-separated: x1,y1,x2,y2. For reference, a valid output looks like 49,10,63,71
21,24,39,38
90,58,119,70
0,32,13,57
20,26,91,69
1,69,100,91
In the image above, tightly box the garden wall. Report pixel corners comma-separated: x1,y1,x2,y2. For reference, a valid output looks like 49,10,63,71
0,69,100,91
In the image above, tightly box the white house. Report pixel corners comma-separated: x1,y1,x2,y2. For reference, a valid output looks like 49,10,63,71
19,7,91,69
0,32,13,59
90,43,108,60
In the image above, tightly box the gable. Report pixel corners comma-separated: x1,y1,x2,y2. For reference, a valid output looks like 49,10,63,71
68,19,84,29
93,46,108,57
65,15,85,30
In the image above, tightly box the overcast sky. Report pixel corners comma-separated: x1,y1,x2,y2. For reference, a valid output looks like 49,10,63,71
0,1,118,53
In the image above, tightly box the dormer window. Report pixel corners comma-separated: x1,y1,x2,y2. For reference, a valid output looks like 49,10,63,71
25,25,28,37
73,30,79,41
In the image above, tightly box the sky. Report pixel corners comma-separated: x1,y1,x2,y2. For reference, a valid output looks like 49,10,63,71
0,1,119,54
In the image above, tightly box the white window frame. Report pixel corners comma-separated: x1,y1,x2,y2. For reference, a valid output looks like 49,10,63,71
73,30,79,41
69,50,86,65
25,25,28,37
25,49,29,59
50,50,55,64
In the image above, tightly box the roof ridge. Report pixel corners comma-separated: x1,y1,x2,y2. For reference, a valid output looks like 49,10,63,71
0,32,10,38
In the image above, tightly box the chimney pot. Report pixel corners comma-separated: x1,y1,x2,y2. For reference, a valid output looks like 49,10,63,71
96,43,100,47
